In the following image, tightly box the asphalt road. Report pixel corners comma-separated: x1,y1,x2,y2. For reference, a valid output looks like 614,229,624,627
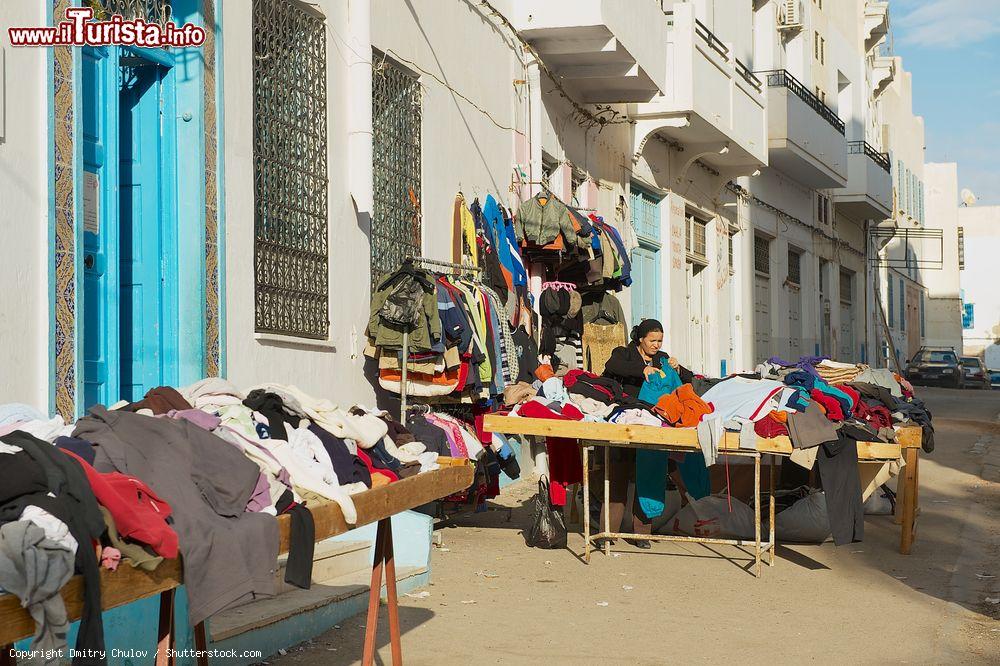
273,386,1000,665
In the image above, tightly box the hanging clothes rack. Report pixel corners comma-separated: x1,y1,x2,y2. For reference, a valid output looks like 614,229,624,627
399,256,484,424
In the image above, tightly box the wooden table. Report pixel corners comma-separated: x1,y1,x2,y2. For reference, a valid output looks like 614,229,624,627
0,462,473,666
484,415,922,571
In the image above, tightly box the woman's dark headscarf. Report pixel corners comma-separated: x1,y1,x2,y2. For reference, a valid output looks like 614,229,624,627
630,318,663,345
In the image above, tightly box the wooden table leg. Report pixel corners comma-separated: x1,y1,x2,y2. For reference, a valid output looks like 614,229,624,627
900,447,919,555
381,519,402,666
362,523,387,666
753,453,761,577
603,445,611,556
155,589,175,666
768,458,776,567
583,444,591,563
193,621,208,666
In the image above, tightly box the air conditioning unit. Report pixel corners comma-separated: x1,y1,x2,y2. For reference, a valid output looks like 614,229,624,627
778,0,804,31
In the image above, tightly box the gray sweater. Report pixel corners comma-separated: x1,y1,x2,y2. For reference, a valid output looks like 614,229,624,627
74,406,279,625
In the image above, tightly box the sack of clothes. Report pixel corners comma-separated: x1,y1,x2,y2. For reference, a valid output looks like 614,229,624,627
0,379,504,664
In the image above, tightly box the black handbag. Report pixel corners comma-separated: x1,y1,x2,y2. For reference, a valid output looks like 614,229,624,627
525,476,567,549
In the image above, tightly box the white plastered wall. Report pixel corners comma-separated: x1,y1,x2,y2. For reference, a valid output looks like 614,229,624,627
0,1,51,412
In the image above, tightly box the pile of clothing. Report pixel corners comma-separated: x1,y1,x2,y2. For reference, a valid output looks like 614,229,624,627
0,378,483,663
501,354,934,547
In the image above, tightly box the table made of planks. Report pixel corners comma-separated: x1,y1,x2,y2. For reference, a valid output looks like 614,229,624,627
484,415,923,574
0,461,473,666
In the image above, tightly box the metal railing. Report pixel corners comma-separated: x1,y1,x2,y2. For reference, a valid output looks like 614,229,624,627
694,18,729,61
735,59,762,92
756,69,846,135
848,140,891,173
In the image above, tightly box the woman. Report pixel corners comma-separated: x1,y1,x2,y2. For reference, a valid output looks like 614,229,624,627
604,319,693,397
598,319,692,549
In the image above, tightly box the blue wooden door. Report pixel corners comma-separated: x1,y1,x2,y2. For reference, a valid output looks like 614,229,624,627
82,47,120,410
629,187,662,324
82,48,177,408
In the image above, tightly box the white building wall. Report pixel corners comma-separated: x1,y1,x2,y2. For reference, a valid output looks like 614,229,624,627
958,205,1000,355
921,162,963,351
0,1,51,411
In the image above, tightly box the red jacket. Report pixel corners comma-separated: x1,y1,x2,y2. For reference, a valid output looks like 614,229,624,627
61,449,179,558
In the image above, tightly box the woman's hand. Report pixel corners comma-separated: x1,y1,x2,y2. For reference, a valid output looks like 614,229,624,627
668,357,680,370
643,365,660,379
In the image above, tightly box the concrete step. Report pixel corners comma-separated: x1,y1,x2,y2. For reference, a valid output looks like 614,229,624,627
273,540,370,594
210,565,427,642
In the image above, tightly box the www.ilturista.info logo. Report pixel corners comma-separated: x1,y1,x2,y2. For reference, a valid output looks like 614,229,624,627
7,7,206,48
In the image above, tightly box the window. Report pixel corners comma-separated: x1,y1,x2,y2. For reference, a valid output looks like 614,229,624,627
920,290,926,337
630,185,661,241
899,278,905,332
814,86,826,105
728,230,736,275
252,0,329,339
887,277,895,328
787,248,802,285
372,52,423,286
905,168,913,214
814,32,826,64
896,159,905,212
817,193,831,225
685,214,708,263
754,234,770,275
958,227,965,269
840,269,853,304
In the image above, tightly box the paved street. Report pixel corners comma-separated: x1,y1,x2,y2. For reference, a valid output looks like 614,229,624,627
275,387,1000,665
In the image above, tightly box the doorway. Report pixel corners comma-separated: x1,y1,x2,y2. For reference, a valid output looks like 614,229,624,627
82,47,178,409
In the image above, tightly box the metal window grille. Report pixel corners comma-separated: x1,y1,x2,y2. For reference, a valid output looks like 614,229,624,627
630,186,660,241
899,278,906,332
958,227,965,269
372,54,422,285
787,248,801,285
840,269,853,304
686,216,707,259
754,235,770,275
252,0,329,339
94,0,172,25
728,232,735,274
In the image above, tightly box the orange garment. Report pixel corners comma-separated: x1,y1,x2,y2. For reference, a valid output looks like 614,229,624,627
653,384,714,427
769,410,788,423
380,365,462,386
534,363,555,382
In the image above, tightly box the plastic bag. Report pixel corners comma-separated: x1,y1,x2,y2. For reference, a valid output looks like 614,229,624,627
525,476,567,549
671,494,754,539
775,490,832,543
863,484,895,515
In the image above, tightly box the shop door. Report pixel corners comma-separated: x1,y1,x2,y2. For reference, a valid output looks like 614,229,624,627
630,242,661,324
839,301,855,362
82,49,177,408
788,286,802,360
753,275,771,361
686,263,706,372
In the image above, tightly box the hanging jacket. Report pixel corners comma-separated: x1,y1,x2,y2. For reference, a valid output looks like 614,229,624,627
368,266,441,351
515,192,586,248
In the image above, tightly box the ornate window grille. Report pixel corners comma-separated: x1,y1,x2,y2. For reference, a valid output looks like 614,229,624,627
252,0,329,339
787,248,801,285
840,269,854,305
92,0,173,27
371,53,422,285
754,235,770,275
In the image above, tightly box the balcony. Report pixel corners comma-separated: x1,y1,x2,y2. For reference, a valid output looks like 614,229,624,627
630,3,767,172
758,69,848,189
513,0,667,103
834,141,893,221
864,2,890,53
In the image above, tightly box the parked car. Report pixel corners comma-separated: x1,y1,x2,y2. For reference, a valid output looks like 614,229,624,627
959,356,991,390
985,343,1000,389
905,348,964,389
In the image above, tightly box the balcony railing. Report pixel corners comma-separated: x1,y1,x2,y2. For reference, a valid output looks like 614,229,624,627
756,69,846,135
735,59,762,92
848,140,891,173
694,19,729,61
